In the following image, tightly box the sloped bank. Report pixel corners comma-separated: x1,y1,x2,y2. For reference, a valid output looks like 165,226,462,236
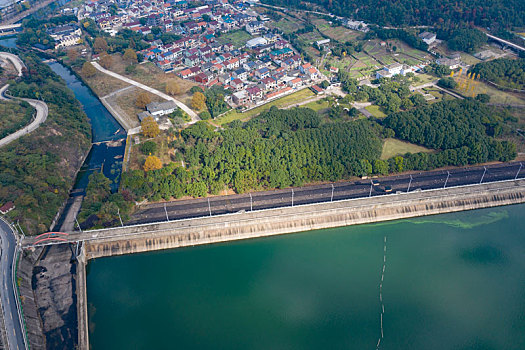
75,179,525,350
83,179,525,259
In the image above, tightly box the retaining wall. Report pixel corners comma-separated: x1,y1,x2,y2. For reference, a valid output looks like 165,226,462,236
83,180,525,260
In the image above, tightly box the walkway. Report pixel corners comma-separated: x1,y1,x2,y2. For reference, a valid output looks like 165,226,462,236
0,53,49,148
91,61,199,122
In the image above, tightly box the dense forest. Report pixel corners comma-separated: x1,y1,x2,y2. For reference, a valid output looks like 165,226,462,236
469,58,525,90
0,53,91,234
122,100,516,203
0,100,34,139
383,99,516,168
122,107,383,201
262,0,525,29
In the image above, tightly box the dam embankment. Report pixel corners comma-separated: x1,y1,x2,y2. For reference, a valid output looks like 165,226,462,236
74,179,525,350
82,179,525,260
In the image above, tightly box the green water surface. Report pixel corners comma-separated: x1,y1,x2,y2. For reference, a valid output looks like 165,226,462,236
87,204,525,349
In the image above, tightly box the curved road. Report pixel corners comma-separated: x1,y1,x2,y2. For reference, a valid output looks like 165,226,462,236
90,61,199,123
0,52,49,148
0,218,27,350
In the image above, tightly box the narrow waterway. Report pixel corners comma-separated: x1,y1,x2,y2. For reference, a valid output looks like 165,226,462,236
87,204,525,350
45,61,127,229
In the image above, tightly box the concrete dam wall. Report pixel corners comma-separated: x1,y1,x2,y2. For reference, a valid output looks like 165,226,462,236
83,179,525,260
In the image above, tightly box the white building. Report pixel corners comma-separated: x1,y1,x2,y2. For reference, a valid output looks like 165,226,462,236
146,101,178,117
48,24,82,49
419,32,437,45
246,37,267,49
376,63,404,79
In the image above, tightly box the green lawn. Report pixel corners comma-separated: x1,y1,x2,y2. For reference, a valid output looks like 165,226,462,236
216,30,252,48
381,138,433,160
365,105,386,118
304,98,330,112
216,89,316,126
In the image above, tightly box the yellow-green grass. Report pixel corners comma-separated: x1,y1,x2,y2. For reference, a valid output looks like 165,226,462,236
459,53,481,66
365,105,386,118
381,138,433,160
216,89,316,126
216,30,253,48
412,73,435,85
453,79,525,105
304,98,330,112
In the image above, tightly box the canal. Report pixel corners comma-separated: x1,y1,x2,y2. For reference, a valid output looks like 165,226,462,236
87,204,525,350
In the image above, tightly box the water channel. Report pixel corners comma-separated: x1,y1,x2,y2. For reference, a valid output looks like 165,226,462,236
87,204,525,350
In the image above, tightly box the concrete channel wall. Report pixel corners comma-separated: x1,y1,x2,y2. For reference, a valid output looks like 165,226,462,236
76,179,525,350
83,179,525,259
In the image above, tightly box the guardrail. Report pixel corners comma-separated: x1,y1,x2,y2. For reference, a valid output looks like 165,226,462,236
25,175,525,249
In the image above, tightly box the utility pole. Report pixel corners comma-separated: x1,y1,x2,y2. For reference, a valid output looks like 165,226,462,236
16,220,25,239
164,202,169,222
330,184,334,202
291,188,294,207
444,171,450,189
249,193,253,211
407,175,413,193
75,216,82,232
207,197,212,216
515,163,523,180
369,180,373,197
480,166,487,184
117,208,124,227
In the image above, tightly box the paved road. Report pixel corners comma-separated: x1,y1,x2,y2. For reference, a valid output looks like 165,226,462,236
0,218,27,350
91,61,199,122
486,33,525,52
129,162,524,225
0,53,49,148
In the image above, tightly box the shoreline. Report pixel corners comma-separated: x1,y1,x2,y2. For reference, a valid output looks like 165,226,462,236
74,179,525,349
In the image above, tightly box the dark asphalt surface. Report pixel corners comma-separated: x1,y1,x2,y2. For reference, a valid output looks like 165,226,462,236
0,218,27,350
129,161,524,225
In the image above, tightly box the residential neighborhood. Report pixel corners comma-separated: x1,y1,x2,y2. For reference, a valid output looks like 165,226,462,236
75,0,324,109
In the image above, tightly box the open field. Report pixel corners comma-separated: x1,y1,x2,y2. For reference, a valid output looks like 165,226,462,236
216,30,253,48
452,78,525,105
216,89,316,125
412,73,436,85
78,66,130,96
381,138,433,160
106,87,164,129
109,54,197,96
271,17,304,34
304,98,330,112
365,105,386,118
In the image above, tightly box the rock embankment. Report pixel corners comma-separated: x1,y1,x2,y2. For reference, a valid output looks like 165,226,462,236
19,245,78,350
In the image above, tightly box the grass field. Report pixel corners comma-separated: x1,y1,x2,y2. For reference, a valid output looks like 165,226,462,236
381,138,433,160
216,30,253,48
304,98,330,112
365,105,386,118
216,89,316,126
273,18,304,34
452,78,525,105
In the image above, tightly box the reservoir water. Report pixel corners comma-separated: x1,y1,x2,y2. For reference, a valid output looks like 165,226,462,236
87,204,525,350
